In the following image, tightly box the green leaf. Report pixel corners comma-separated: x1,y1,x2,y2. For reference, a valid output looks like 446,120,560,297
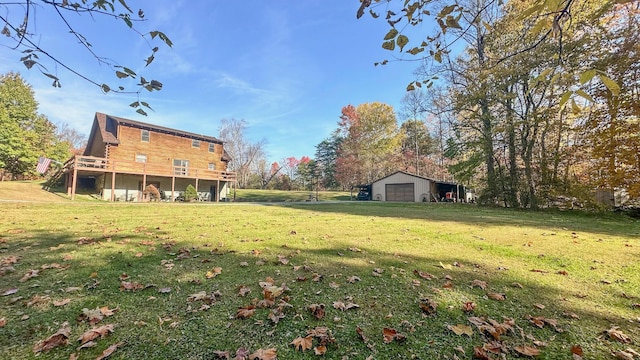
145,55,155,67
115,71,129,79
598,74,620,96
438,5,456,17
575,89,594,103
559,91,572,107
482,21,492,32
396,35,409,51
150,31,173,47
384,28,399,40
434,50,442,63
136,108,148,116
101,84,111,93
407,47,424,55
579,70,597,84
118,0,133,13
570,99,581,114
382,40,396,51
122,67,137,77
129,101,140,108
519,4,543,20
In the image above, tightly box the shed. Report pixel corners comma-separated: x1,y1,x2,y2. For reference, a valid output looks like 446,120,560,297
370,171,467,202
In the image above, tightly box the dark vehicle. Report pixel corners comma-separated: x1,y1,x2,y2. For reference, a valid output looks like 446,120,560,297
353,184,372,201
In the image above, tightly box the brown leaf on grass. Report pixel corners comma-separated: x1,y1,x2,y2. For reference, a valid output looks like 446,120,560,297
333,301,359,311
356,327,368,343
235,347,250,360
19,269,39,282
556,270,569,276
206,267,222,279
95,342,124,360
614,350,635,360
236,305,256,319
276,255,289,265
533,303,545,310
462,301,476,312
33,322,71,352
473,346,490,360
309,303,326,319
487,292,506,301
382,327,406,344
268,308,286,324
1,255,20,266
0,317,7,327
78,324,115,345
347,275,361,283
448,324,474,336
514,345,540,357
53,298,71,307
606,326,632,343
414,269,436,280
100,306,119,317
26,294,50,307
249,347,277,360
291,335,313,351
119,281,143,292
571,345,583,356
238,285,252,297
512,282,524,289
471,279,487,290
1,288,18,296
314,345,327,355
419,298,437,315
69,352,79,360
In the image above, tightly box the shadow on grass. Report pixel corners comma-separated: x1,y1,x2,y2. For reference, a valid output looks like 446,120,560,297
1,224,638,360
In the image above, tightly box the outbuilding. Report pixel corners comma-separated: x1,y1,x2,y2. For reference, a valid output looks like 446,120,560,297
370,171,468,202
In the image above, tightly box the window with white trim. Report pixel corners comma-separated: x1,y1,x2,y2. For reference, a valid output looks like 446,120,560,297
141,130,150,142
173,159,189,175
192,139,200,148
135,154,147,163
208,143,215,153
208,163,216,171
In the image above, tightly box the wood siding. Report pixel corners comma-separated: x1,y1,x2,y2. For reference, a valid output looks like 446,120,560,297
106,124,227,171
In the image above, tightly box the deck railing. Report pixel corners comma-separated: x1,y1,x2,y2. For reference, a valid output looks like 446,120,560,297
66,155,237,181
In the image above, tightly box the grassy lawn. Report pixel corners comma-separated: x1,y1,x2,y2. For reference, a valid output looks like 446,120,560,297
0,189,639,359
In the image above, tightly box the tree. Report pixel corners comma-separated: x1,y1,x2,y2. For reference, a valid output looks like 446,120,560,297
314,134,342,190
0,72,71,178
218,118,267,189
398,119,436,176
0,0,172,115
334,102,401,187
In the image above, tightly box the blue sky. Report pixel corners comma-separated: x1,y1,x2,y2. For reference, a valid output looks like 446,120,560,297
0,1,422,162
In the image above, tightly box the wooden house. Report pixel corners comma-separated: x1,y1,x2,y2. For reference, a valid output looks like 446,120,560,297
62,112,236,201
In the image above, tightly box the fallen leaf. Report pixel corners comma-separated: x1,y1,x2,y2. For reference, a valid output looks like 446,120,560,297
414,269,436,280
462,301,476,312
419,298,437,315
471,279,487,290
356,327,368,343
235,347,250,360
533,303,545,310
606,326,631,343
19,269,39,282
119,281,143,291
78,324,115,345
291,336,313,351
206,267,222,279
314,345,327,355
614,350,634,360
382,327,405,343
33,323,71,352
309,303,326,319
347,276,361,283
0,317,7,327
212,350,230,359
571,345,583,356
249,347,277,360
514,345,540,357
238,286,252,297
236,305,256,319
448,324,474,336
53,298,71,307
487,292,506,301
95,342,123,360
2,288,18,296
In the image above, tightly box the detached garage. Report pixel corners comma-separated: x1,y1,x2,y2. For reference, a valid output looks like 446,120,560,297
371,171,466,202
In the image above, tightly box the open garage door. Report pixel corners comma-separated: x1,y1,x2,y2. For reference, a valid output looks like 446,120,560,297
385,183,414,202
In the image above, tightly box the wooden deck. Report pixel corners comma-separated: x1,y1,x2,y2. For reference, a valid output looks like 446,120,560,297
63,155,237,201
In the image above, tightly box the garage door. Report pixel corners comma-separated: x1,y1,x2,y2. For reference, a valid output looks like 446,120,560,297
385,183,414,202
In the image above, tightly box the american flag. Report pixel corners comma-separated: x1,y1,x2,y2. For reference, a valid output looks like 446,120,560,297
36,156,52,174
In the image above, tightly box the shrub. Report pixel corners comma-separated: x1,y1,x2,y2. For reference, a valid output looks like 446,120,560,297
183,184,198,202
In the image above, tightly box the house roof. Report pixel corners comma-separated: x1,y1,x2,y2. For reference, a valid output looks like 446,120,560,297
371,170,459,186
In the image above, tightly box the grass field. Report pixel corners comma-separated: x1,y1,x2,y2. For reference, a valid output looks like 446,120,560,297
0,182,639,359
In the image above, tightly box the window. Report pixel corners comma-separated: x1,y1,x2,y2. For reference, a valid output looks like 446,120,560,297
208,163,216,171
173,159,189,175
135,154,147,163
208,143,215,153
141,130,150,142
192,139,200,148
